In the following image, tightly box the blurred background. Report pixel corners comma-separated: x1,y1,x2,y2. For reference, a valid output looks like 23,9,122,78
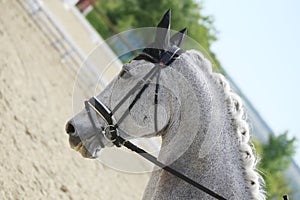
0,0,299,199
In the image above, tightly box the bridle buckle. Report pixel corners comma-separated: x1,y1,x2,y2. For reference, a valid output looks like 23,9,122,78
102,125,119,143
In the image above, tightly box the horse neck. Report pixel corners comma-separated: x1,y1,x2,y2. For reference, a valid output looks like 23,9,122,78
143,50,265,200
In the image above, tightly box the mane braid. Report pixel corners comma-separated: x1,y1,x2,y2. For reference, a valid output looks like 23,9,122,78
206,63,266,200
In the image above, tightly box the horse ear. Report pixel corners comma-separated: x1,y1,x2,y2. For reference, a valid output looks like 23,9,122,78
155,9,171,50
170,28,187,48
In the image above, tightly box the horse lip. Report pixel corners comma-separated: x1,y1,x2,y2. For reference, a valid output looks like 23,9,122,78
69,135,82,149
69,137,98,159
73,141,83,151
68,131,101,159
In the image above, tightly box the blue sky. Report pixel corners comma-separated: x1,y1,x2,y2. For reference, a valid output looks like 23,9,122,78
203,0,300,165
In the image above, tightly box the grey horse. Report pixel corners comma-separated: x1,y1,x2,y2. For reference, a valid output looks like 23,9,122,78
65,10,265,200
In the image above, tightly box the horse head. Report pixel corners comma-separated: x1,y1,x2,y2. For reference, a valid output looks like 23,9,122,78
65,10,188,159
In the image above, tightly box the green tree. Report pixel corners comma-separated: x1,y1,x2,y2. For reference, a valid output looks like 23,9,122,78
254,132,297,200
86,0,221,70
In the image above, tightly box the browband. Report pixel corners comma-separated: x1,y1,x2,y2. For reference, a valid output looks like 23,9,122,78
134,46,184,66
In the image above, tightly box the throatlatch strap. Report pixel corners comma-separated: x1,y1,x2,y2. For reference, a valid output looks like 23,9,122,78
112,65,160,114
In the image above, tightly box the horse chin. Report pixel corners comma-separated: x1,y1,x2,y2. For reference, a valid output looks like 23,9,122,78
78,144,98,159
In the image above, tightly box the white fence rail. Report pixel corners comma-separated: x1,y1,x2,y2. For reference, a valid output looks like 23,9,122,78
17,0,83,70
16,0,107,91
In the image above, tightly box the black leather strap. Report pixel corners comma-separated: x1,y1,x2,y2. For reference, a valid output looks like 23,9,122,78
158,46,182,65
87,97,120,147
120,137,227,200
134,45,184,66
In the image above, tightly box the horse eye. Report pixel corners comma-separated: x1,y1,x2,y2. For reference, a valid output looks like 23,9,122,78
119,68,132,79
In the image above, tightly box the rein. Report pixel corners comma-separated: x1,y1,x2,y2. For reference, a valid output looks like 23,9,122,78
85,46,227,200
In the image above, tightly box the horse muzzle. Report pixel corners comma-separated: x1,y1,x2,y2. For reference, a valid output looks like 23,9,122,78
65,120,96,159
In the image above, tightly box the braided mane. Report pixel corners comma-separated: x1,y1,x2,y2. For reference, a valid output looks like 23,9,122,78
196,50,266,200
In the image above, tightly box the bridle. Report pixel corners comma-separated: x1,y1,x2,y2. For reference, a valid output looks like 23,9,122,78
84,46,227,200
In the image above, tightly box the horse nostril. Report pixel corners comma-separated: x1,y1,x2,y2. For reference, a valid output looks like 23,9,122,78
66,121,76,135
